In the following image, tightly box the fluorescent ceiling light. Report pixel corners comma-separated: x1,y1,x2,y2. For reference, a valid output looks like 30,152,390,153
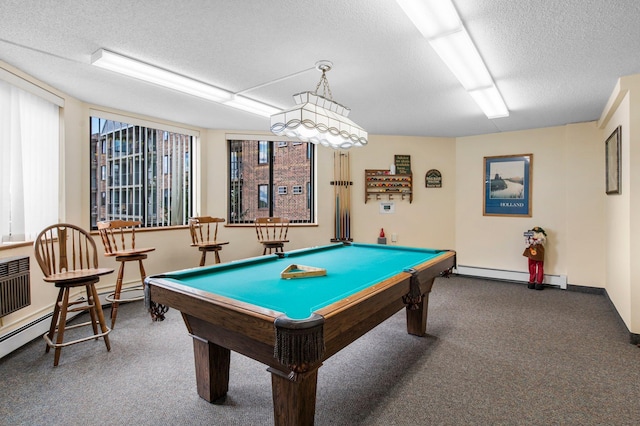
91,49,280,116
429,30,493,91
224,95,281,117
468,86,509,119
395,0,461,38
395,0,509,119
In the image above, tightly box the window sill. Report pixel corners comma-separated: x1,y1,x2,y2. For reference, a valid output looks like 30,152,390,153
0,241,33,251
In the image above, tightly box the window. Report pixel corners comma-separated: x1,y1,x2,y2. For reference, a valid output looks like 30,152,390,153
90,115,194,229
258,184,269,208
228,139,315,224
0,79,60,243
258,140,268,164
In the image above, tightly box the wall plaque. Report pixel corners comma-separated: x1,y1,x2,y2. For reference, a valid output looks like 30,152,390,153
394,155,411,174
425,169,442,188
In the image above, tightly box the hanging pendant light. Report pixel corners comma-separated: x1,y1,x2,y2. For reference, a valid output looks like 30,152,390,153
270,61,368,149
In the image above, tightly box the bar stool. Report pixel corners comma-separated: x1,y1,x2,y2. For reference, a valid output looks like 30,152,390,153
188,216,229,266
255,217,290,255
33,223,113,366
97,220,167,327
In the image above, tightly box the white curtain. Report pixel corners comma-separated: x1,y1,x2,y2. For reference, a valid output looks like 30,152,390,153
0,80,59,242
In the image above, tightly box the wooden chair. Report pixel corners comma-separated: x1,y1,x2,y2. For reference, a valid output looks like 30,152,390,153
33,223,113,366
189,216,230,266
255,217,290,255
97,220,166,327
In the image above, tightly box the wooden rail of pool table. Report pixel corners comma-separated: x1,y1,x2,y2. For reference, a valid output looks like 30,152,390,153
318,251,455,358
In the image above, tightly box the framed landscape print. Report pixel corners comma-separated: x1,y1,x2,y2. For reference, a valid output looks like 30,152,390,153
483,154,532,217
605,126,621,195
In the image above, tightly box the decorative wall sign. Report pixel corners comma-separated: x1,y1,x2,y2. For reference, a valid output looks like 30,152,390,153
425,169,442,188
483,153,532,217
394,155,411,174
379,201,395,214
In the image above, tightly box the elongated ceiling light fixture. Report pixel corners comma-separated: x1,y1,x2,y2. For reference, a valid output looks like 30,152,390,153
91,49,281,117
270,61,368,150
395,0,509,119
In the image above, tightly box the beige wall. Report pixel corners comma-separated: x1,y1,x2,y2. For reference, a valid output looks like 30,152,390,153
350,135,456,248
2,61,640,347
600,74,640,332
455,123,605,286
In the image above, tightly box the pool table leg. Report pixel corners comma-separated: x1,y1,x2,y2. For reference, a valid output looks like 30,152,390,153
269,367,318,426
191,335,230,403
406,293,429,336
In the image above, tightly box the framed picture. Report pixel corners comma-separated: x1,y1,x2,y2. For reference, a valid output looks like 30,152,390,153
605,126,621,195
483,154,532,217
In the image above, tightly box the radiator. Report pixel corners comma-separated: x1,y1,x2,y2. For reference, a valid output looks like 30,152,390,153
0,256,31,317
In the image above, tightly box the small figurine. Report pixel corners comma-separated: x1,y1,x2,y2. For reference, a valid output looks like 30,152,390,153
523,227,547,290
380,228,385,238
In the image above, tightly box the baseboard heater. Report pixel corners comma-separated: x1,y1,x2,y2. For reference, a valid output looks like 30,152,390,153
456,265,567,290
0,256,31,317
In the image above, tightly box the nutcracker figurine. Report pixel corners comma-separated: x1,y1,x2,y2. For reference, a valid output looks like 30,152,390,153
523,227,547,290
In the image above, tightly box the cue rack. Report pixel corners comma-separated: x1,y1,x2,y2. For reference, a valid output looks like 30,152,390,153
330,151,353,242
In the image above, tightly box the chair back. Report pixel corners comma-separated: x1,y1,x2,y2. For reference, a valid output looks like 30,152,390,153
34,223,100,277
189,216,225,245
255,217,290,243
97,220,144,256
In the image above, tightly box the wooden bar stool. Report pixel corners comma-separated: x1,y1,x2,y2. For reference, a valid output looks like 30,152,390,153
255,217,290,255
188,216,230,266
33,223,114,366
97,220,167,327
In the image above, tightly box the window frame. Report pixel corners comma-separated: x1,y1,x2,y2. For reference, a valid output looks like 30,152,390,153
89,111,198,230
226,135,316,225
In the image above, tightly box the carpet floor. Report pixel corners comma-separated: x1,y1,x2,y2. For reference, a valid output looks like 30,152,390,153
1,275,639,425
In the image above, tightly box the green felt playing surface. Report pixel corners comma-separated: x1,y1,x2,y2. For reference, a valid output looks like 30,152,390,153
162,243,444,319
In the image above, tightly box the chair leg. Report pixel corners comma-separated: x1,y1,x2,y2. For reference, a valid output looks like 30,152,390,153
86,284,99,337
111,262,126,329
90,283,111,352
214,249,221,264
53,288,71,367
200,251,207,267
46,288,64,354
138,259,146,283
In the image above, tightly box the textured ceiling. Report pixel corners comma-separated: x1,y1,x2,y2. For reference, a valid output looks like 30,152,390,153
1,0,640,138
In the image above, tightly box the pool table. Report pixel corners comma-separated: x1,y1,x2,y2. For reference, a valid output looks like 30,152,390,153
145,242,455,425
